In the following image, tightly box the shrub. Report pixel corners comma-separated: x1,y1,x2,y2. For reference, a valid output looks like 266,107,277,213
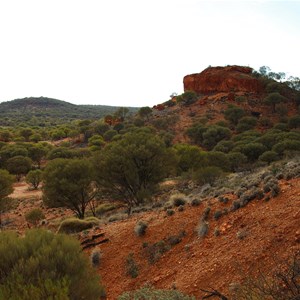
236,117,258,133
224,105,245,125
178,205,184,212
170,193,186,207
0,229,105,299
134,221,148,236
25,208,45,226
95,203,118,217
193,166,223,185
90,247,102,268
227,152,248,172
196,221,209,238
25,169,43,189
143,240,170,264
201,207,211,221
191,199,201,206
176,90,198,106
118,286,195,300
58,217,100,234
202,125,232,150
288,115,300,129
259,151,279,164
214,210,223,220
166,209,175,216
232,200,241,211
125,253,139,278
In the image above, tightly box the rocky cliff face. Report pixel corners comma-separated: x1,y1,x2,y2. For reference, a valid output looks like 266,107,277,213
184,65,264,94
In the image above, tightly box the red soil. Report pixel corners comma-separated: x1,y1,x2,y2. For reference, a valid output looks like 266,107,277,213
96,178,300,299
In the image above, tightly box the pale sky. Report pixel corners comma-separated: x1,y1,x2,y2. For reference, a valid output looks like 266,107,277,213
0,0,299,107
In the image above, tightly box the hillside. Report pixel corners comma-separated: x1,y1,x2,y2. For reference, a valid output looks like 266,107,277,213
149,66,300,143
0,97,139,126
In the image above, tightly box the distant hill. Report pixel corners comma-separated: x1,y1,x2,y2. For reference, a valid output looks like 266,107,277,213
0,97,139,126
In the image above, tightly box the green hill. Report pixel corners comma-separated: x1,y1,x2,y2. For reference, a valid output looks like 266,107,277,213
0,97,139,126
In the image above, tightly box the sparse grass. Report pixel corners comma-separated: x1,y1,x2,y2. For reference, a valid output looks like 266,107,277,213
95,203,118,217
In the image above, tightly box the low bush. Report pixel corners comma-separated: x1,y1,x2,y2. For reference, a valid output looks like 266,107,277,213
25,208,45,226
58,217,100,234
95,203,118,216
170,193,186,207
0,229,105,299
90,247,102,268
214,210,223,220
196,221,209,238
191,198,201,206
143,240,170,264
166,209,175,216
134,221,148,236
125,253,139,278
201,207,211,221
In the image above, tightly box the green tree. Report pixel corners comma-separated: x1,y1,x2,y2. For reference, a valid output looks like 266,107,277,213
176,90,198,106
19,128,33,142
26,169,43,190
264,92,286,113
224,105,245,125
138,106,152,120
43,159,97,219
28,144,48,168
114,107,129,121
174,144,207,173
0,169,14,225
94,129,176,212
236,116,258,133
6,156,32,181
0,229,105,299
202,125,232,150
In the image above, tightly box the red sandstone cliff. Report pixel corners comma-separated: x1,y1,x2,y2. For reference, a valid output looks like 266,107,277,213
184,65,264,94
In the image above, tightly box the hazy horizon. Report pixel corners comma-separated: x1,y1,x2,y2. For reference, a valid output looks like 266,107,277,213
0,0,299,107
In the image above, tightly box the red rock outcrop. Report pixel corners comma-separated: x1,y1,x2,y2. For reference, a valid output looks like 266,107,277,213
184,65,264,94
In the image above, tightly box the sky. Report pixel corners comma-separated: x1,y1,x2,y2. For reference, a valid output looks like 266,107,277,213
0,0,299,107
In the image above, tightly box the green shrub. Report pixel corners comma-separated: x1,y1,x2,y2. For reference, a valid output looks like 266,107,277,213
259,151,279,164
193,166,223,185
118,286,195,300
134,221,148,236
191,199,201,206
143,240,170,264
58,217,100,234
25,169,43,189
227,152,248,172
288,115,300,129
214,210,223,220
25,208,45,225
236,116,258,133
224,105,245,125
0,229,105,299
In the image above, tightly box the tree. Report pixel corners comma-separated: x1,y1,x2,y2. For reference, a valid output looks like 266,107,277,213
264,92,286,113
224,105,245,125
138,106,152,120
174,144,208,174
6,156,32,181
0,229,105,299
43,159,97,219
94,129,176,212
0,169,14,225
19,128,33,142
176,90,198,105
114,107,129,121
202,125,232,150
28,144,48,168
26,169,43,189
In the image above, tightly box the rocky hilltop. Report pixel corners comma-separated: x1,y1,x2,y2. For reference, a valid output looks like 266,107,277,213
183,65,264,95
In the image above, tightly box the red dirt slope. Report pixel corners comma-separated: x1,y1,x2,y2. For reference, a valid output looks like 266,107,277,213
97,178,300,299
